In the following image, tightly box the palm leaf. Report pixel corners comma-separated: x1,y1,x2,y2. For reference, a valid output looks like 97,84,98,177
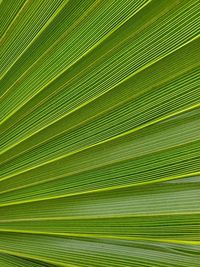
0,0,200,266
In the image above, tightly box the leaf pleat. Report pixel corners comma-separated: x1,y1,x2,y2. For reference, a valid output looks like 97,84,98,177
0,0,199,266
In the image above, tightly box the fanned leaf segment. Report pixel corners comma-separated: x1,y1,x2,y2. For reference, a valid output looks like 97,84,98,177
0,0,200,266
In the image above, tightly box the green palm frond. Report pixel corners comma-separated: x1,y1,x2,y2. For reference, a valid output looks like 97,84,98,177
0,0,200,266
